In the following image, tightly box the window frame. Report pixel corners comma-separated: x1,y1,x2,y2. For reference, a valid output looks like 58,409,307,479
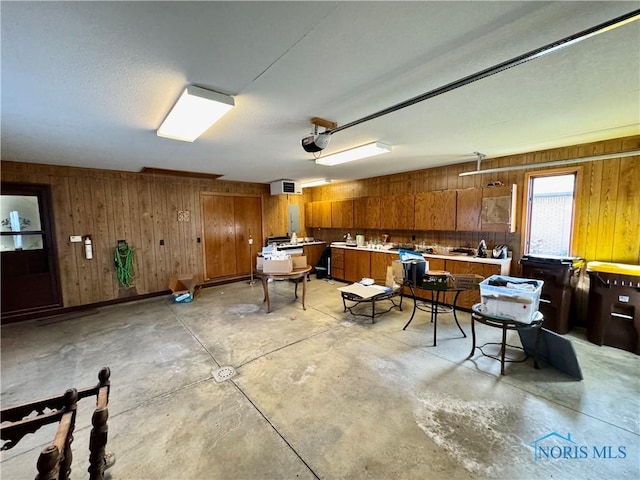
521,166,582,257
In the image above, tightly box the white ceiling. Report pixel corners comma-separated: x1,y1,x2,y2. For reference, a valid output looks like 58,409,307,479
2,1,639,185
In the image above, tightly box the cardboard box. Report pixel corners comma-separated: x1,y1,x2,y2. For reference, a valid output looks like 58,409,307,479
292,255,307,269
263,258,293,274
479,275,543,323
449,274,484,290
170,273,196,303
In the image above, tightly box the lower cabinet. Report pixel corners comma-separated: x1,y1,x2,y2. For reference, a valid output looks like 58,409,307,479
331,248,345,280
330,247,503,310
370,251,395,282
303,243,326,271
334,249,398,283
444,260,501,309
344,249,371,283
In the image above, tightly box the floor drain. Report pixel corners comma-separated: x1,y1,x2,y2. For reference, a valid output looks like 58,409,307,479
212,366,237,382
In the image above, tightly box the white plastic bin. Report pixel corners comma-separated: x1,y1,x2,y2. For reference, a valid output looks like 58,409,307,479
479,275,543,323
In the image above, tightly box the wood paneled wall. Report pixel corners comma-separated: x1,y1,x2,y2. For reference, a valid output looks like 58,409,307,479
2,135,637,312
305,135,640,266
1,162,303,308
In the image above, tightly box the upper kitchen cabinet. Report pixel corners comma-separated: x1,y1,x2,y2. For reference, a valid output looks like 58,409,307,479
353,197,381,229
455,188,482,231
331,199,354,229
311,201,332,228
481,184,518,233
304,202,313,229
380,194,415,230
414,190,456,231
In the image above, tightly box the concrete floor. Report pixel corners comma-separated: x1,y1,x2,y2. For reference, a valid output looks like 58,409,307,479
1,277,639,479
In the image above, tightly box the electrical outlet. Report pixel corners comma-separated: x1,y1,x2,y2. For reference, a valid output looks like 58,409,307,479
159,239,165,246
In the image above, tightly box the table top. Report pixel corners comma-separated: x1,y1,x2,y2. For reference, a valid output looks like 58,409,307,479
339,282,401,300
471,303,543,325
255,265,312,280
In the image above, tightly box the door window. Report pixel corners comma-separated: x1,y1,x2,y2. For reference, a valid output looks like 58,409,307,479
0,195,44,251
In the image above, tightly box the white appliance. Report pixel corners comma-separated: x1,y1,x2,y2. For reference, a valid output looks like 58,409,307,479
270,180,302,195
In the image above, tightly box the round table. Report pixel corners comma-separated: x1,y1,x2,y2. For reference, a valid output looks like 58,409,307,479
254,266,312,313
468,303,544,375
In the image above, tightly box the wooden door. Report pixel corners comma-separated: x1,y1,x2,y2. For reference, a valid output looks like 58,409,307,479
303,243,326,271
331,200,353,229
370,251,394,283
1,183,62,318
312,201,332,228
202,195,237,279
380,194,414,230
304,202,313,228
331,247,345,280
415,191,456,230
344,249,371,283
202,194,263,279
456,188,482,231
353,197,381,229
234,196,263,275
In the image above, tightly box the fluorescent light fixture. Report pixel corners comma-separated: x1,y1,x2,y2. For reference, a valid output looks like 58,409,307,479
315,142,392,166
157,85,234,142
301,179,332,188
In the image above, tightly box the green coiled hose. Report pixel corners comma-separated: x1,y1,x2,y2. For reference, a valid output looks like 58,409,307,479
115,244,135,288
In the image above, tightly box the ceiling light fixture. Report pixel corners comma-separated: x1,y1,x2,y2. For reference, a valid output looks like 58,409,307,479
301,179,332,188
315,142,392,166
157,85,235,142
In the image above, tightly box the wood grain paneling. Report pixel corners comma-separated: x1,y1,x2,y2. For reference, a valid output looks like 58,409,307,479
353,197,381,229
456,188,482,231
2,135,637,313
380,194,414,230
331,200,354,229
344,249,371,283
0,161,284,308
415,191,456,231
312,201,332,227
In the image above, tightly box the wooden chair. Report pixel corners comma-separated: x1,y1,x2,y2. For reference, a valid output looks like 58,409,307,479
1,367,112,480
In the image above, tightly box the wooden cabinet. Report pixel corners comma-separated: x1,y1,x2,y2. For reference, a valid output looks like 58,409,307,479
443,260,501,309
370,251,395,282
304,202,313,229
331,247,345,280
303,243,326,270
344,249,371,283
455,188,482,231
353,197,381,229
414,191,456,231
312,201,332,228
481,184,517,233
380,194,415,230
331,200,354,229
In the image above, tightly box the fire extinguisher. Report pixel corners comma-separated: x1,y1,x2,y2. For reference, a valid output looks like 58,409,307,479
84,236,93,260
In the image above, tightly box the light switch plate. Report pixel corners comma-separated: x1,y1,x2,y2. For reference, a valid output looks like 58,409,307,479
70,235,82,243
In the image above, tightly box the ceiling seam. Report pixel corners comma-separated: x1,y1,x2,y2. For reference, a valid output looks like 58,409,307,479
249,4,340,85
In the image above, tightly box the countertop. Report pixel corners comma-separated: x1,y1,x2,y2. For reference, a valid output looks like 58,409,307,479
330,243,511,266
275,241,326,248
